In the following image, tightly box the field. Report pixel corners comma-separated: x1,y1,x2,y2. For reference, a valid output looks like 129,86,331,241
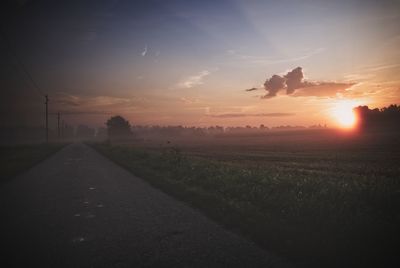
92,129,400,268
0,143,65,184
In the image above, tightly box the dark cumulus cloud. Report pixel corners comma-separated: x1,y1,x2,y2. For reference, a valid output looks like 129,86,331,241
250,67,355,99
284,67,304,94
263,75,286,98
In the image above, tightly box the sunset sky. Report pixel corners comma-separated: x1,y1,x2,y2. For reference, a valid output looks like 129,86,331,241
1,0,400,128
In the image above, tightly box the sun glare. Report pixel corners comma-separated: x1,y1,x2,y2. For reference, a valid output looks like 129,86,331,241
330,100,359,128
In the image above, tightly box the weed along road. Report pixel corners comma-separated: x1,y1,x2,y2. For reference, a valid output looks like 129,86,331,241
0,143,292,267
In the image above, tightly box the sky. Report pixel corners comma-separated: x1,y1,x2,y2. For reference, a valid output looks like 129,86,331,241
1,0,399,128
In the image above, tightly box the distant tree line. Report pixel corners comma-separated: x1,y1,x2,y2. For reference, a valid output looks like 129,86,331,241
102,115,331,141
354,104,400,131
130,123,326,138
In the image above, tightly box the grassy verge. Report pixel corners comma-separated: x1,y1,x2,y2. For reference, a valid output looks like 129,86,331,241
91,143,399,268
0,143,66,184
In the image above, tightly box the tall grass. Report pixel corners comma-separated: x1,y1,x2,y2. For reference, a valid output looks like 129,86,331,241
92,143,399,268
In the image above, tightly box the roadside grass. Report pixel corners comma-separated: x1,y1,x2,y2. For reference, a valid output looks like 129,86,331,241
0,143,66,184
92,143,400,268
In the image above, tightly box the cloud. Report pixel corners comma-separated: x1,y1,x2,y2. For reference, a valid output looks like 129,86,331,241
245,87,258,91
178,70,210,88
52,94,135,117
227,48,325,65
180,97,200,104
292,82,355,97
57,110,111,115
55,93,132,109
208,113,294,118
363,63,400,72
55,94,82,106
142,45,147,56
263,75,286,98
55,93,178,115
284,66,305,94
251,67,355,99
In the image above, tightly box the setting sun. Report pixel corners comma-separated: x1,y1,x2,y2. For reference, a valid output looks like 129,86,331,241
330,100,359,128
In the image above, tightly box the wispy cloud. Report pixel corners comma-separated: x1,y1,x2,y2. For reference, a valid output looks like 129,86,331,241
177,70,210,88
227,48,325,65
55,93,130,107
141,45,148,56
180,97,200,104
363,63,400,72
291,83,355,98
54,93,195,116
208,113,294,118
245,87,259,92
57,110,112,115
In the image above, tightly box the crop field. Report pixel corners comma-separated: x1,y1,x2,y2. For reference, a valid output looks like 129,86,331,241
92,130,400,268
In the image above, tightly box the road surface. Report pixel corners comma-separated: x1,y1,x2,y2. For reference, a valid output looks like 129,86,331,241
0,143,292,267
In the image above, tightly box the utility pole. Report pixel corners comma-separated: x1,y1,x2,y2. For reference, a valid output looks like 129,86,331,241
61,120,65,140
57,112,60,139
45,95,49,143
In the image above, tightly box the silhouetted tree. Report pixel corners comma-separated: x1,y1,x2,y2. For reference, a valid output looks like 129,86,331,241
106,116,132,139
354,104,400,131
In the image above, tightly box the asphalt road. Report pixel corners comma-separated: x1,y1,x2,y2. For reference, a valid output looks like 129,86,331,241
0,143,293,268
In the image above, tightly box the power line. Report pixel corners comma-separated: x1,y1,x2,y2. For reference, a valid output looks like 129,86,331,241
1,25,49,142
57,111,60,139
45,95,49,142
0,26,46,97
